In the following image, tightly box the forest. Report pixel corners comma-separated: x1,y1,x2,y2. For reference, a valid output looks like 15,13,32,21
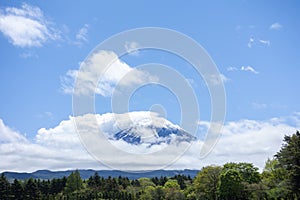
0,131,299,200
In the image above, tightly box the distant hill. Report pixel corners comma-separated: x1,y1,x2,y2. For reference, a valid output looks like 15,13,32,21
3,169,199,181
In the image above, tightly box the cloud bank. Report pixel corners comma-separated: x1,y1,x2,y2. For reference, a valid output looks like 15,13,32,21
0,112,299,172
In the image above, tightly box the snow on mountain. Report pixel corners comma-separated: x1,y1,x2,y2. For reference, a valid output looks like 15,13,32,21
98,111,196,147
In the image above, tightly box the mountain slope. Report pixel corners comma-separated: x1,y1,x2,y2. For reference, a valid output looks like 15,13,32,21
3,169,199,181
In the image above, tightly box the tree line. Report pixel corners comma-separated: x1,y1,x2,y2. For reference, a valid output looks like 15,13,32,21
0,131,299,200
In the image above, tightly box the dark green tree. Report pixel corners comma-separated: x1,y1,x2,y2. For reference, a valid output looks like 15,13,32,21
275,130,300,197
11,179,24,200
0,173,10,200
64,170,83,195
24,178,40,200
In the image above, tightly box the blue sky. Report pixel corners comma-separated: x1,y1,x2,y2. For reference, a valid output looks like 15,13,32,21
0,1,300,171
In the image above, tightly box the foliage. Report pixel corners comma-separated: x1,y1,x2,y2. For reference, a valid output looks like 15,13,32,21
275,130,300,197
0,173,10,200
261,158,292,199
219,169,243,200
223,162,261,184
193,165,222,200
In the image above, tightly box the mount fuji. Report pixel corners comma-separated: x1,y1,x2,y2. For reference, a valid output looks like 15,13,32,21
99,112,196,148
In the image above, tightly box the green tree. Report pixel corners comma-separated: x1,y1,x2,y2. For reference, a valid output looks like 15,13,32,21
139,185,155,200
222,162,261,199
0,173,10,200
262,158,292,199
219,169,243,200
152,185,165,200
193,165,222,200
24,178,40,200
11,179,24,200
64,170,83,195
223,162,260,184
275,130,300,197
164,179,185,200
139,178,156,191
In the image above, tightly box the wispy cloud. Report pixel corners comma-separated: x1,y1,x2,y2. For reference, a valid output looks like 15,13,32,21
227,67,238,72
270,22,282,30
124,41,140,56
227,66,259,74
259,39,270,46
247,37,254,48
75,24,89,45
207,74,229,86
247,37,271,48
241,66,259,74
0,3,60,48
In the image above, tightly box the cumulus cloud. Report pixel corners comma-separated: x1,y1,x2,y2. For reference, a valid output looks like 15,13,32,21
61,51,157,97
270,22,282,30
1,112,299,172
192,117,300,170
0,119,27,143
0,3,60,47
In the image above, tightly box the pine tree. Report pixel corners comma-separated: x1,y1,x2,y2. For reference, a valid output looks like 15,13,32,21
64,170,83,194
275,131,300,197
11,179,24,200
0,173,10,200
24,178,40,200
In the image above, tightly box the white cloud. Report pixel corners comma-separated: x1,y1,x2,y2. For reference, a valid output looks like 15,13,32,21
247,37,254,48
1,112,299,172
192,116,300,170
207,73,229,86
0,119,27,143
270,22,282,30
0,3,60,47
60,70,78,94
248,37,271,48
125,41,140,56
259,39,270,46
0,117,98,172
227,66,259,75
61,51,157,97
75,24,88,45
241,66,259,74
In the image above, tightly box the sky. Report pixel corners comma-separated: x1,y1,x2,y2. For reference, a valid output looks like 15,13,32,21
0,0,300,172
